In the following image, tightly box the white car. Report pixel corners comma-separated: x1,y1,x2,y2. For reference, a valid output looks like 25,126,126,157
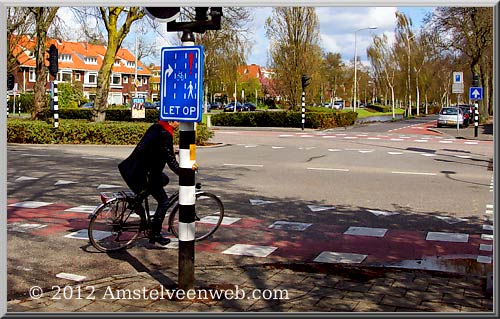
437,107,463,128
332,101,344,110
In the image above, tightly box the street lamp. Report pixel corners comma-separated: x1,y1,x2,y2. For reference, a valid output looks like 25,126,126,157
353,26,377,112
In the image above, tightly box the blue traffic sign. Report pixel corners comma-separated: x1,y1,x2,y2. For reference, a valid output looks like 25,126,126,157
469,87,483,100
160,46,204,122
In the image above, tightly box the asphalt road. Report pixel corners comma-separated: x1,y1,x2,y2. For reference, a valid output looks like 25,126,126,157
6,117,494,299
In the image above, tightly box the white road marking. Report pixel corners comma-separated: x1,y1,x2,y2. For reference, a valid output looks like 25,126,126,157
223,164,263,168
15,176,39,182
222,244,277,258
344,226,388,237
9,201,52,208
56,273,87,282
476,256,492,264
269,221,312,231
97,184,122,189
480,244,493,252
426,232,469,243
249,199,275,205
307,168,349,172
391,171,437,176
55,180,78,185
388,152,404,155
367,209,399,216
308,205,335,212
314,251,367,264
65,205,98,214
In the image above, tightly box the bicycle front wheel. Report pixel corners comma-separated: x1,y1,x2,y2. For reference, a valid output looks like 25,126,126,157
168,192,224,241
88,198,142,252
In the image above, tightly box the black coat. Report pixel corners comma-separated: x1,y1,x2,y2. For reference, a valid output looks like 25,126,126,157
118,123,180,194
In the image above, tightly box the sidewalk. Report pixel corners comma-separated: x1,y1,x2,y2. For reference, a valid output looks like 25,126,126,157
7,263,494,313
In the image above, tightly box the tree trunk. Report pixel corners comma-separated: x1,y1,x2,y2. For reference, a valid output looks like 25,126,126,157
92,38,119,122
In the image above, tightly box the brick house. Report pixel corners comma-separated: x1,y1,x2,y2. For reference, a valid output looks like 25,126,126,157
10,36,152,105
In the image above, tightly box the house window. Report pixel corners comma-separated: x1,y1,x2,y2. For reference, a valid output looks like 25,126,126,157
59,54,72,62
143,77,148,85
123,76,128,83
84,57,97,64
126,61,135,68
86,72,98,84
29,68,36,82
75,73,81,81
111,74,121,85
58,70,72,82
114,59,120,66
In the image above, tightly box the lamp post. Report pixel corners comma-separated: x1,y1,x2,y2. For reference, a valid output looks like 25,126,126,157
353,26,377,112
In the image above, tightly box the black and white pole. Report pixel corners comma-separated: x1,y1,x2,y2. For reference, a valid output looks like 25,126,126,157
53,80,59,128
178,30,196,291
301,90,305,131
301,75,310,131
474,102,479,138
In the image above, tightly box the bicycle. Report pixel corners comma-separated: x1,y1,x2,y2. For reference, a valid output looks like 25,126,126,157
87,183,224,252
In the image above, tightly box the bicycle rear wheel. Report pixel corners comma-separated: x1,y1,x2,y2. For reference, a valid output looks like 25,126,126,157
88,198,142,252
168,192,224,241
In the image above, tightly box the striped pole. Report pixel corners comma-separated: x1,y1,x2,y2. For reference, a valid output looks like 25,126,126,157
301,90,305,131
178,31,196,291
474,102,479,138
53,80,59,128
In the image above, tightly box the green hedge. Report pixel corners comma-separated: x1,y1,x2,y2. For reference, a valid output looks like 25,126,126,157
43,108,160,122
7,119,214,145
211,111,357,129
369,104,392,113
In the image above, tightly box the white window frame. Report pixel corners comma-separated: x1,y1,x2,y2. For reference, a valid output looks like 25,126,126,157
126,61,135,68
123,76,128,84
58,70,72,83
59,54,72,62
142,77,148,85
29,68,36,82
110,73,121,85
75,73,81,81
86,72,98,85
84,57,97,65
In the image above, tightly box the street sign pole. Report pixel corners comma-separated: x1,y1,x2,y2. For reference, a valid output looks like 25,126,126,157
178,30,197,291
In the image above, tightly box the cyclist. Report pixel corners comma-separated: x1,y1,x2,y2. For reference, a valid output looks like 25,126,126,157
118,120,181,246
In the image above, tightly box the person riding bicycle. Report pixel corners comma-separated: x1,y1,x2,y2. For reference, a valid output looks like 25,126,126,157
118,120,181,246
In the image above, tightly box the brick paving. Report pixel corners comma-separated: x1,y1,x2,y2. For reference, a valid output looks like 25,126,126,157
7,263,494,313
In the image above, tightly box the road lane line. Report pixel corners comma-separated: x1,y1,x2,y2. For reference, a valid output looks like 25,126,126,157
307,168,350,172
223,164,263,167
391,171,437,176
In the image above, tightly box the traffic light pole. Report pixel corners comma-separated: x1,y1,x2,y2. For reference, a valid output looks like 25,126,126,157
178,30,196,291
301,90,305,131
474,102,479,138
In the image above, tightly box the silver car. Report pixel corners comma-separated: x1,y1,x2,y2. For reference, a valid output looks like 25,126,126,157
437,107,463,128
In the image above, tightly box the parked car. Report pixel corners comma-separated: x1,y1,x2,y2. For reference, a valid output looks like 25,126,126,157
458,104,473,127
332,101,344,110
224,102,243,112
210,101,223,110
437,107,464,128
153,101,160,110
243,102,256,111
143,101,156,109
80,102,94,108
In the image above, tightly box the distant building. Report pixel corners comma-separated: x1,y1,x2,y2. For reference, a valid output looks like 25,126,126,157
10,36,152,105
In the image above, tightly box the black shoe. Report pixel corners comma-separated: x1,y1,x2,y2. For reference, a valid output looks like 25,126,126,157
149,233,171,246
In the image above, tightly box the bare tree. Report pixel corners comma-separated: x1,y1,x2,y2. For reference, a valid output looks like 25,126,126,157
426,7,493,118
29,7,59,120
367,34,397,118
7,7,34,74
265,7,321,110
92,7,145,122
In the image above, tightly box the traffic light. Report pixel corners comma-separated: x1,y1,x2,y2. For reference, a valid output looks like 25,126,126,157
301,75,310,90
47,44,58,77
7,73,15,90
144,7,180,22
472,74,479,87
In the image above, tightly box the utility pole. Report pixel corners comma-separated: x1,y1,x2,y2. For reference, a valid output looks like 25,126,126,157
145,6,222,291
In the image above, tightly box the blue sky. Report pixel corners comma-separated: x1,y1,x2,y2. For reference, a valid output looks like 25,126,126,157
59,6,435,68
245,7,435,67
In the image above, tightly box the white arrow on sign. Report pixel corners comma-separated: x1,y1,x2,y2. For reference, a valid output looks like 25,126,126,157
163,65,173,98
472,89,480,99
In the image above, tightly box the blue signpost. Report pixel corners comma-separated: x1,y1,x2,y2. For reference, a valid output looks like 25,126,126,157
160,46,204,122
469,87,483,101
